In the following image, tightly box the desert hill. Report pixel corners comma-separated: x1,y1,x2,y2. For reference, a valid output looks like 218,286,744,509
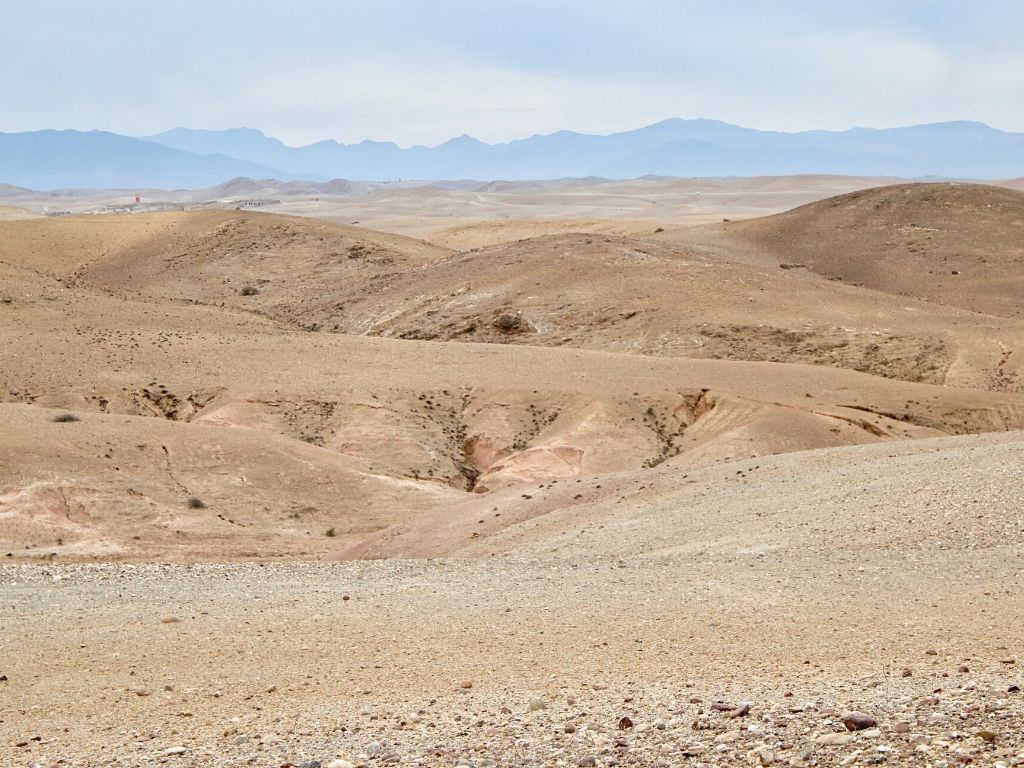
728,182,1024,318
5,255,1024,561
3,190,1024,561
17,207,1017,393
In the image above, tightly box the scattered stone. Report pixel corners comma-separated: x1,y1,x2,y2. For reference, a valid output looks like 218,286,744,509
576,757,596,767
529,698,547,711
617,716,633,730
326,761,355,768
816,733,855,746
162,746,187,756
730,701,752,718
160,615,182,624
365,741,384,755
842,712,877,731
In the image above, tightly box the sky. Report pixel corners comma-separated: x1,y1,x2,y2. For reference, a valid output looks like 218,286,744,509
3,0,1024,147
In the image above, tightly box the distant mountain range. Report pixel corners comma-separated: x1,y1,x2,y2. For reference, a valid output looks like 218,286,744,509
4,119,1024,190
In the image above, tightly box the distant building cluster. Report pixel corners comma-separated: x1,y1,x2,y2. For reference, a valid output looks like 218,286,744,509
235,199,278,208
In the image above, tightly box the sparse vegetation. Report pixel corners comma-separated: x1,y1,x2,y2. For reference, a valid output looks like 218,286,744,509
187,496,206,509
52,413,79,423
325,527,337,537
240,286,260,296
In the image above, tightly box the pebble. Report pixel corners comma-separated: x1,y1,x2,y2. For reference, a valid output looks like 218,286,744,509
841,711,877,731
817,733,855,746
365,741,384,755
162,746,187,756
730,701,752,718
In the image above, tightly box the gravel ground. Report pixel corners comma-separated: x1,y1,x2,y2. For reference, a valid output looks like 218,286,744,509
2,560,1022,768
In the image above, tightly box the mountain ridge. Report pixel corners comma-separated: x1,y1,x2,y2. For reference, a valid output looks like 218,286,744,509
4,118,1024,189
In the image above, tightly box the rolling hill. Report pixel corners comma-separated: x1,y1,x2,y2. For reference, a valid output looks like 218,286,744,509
728,182,1024,318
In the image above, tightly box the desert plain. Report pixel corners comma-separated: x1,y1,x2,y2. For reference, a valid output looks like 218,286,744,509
1,175,1023,767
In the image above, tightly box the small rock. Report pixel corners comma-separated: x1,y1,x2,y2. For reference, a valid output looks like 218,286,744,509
730,702,752,718
162,746,187,756
925,649,938,656
842,712,877,731
529,698,547,711
977,730,997,743
816,733,855,746
299,762,322,768
576,757,596,768
365,741,384,755
327,761,355,768
617,716,633,730
460,681,473,689
160,616,182,624
748,745,777,765
893,721,912,734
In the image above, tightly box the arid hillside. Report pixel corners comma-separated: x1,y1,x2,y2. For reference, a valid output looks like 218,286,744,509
729,182,1024,318
2,205,1018,393
3,197,1024,561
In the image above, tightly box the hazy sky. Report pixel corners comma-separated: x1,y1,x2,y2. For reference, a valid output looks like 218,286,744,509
4,0,1023,147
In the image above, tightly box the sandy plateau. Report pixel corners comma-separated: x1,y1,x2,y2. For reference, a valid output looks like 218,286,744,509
1,177,1023,767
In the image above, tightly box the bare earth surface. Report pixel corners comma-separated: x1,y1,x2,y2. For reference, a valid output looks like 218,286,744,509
2,177,1024,766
